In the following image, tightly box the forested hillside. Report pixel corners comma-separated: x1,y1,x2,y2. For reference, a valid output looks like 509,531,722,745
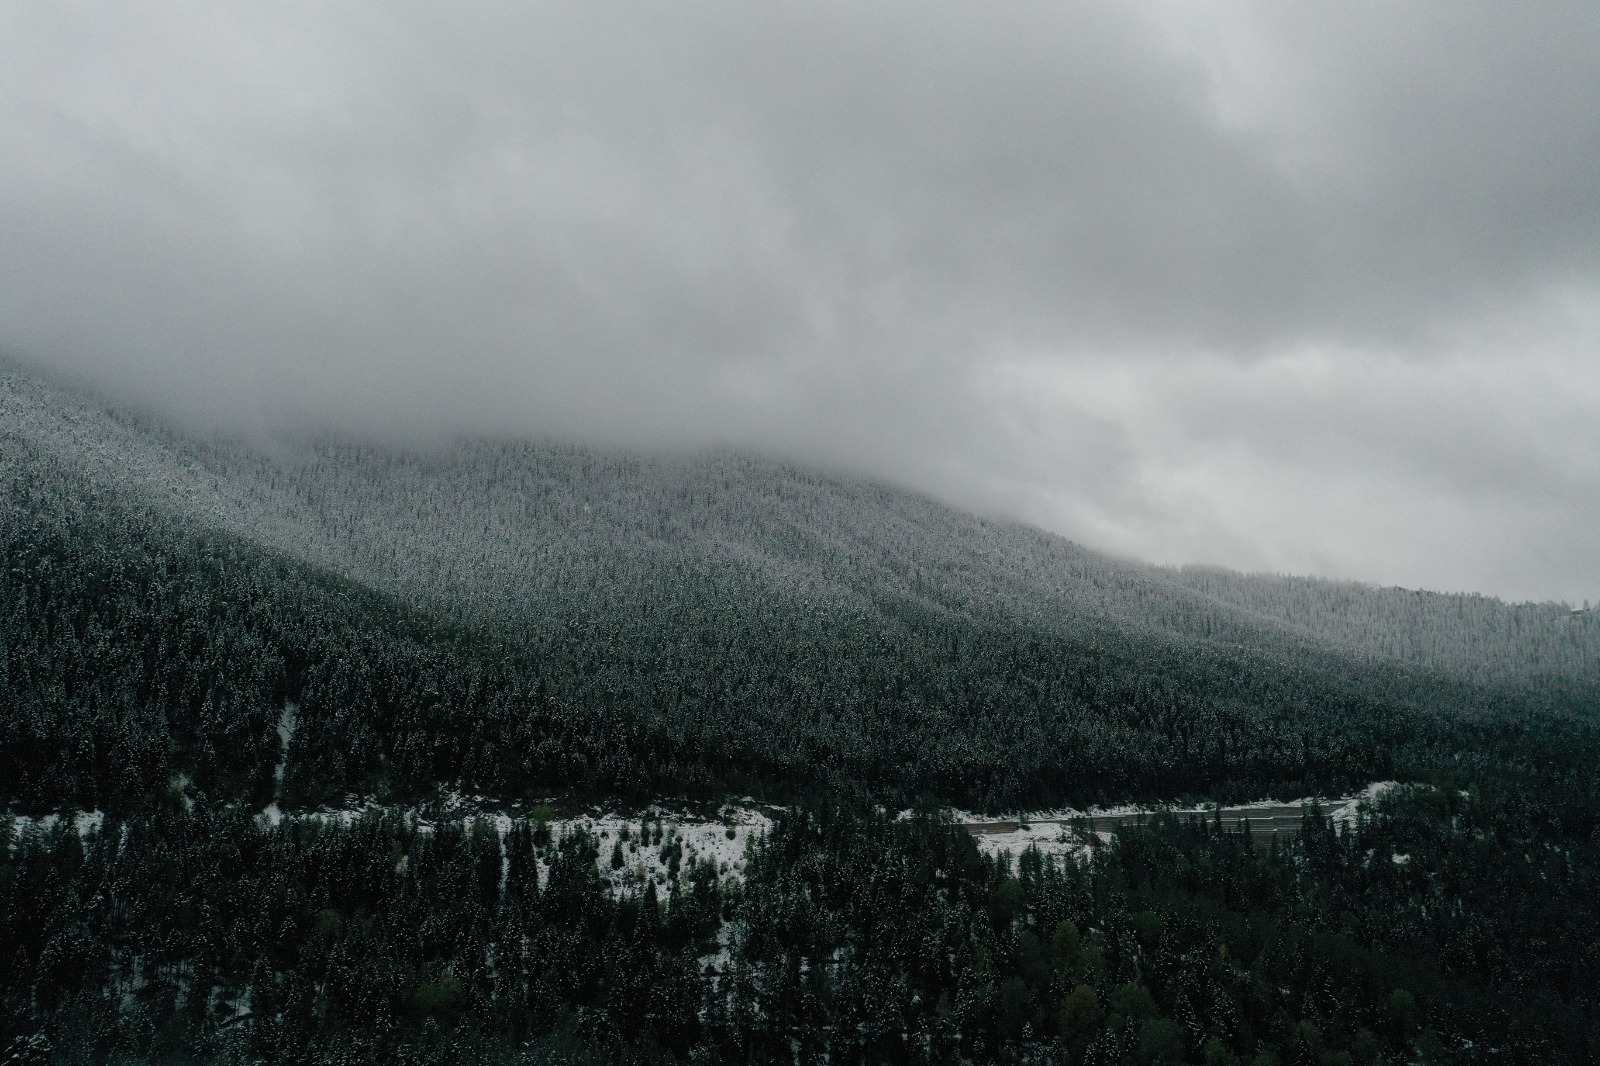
5,785,1597,1064
5,365,1599,816
1168,567,1596,691
4,365,1600,1062
5,372,1596,817
5,367,1596,700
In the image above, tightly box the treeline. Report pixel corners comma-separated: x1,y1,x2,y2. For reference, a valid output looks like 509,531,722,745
7,451,1595,817
1170,567,1598,692
152,435,1600,698
4,781,1596,1063
9,366,1597,702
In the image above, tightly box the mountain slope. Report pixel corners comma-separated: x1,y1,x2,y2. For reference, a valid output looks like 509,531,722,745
2,365,1596,813
8,367,1595,689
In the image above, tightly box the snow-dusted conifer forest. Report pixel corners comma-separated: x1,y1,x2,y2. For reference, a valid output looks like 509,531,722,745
3,365,1598,1062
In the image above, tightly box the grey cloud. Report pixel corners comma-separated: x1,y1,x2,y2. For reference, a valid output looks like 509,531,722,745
0,2,1596,601
976,342,1600,603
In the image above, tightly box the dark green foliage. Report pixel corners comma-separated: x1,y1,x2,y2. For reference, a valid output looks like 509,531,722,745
4,786,1596,1062
0,809,718,1064
5,371,1600,1060
709,786,1600,1063
5,452,1595,818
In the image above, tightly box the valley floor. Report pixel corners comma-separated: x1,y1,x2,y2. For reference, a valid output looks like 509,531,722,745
7,782,1397,892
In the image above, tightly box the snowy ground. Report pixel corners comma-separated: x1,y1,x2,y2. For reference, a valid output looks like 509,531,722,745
250,791,777,897
958,781,1404,865
542,804,773,898
964,820,1097,864
259,701,299,827
4,808,105,843
1330,780,1400,827
6,796,773,900
10,782,1406,887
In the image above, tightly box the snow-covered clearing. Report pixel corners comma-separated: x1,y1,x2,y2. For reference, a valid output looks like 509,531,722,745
1330,780,1399,827
959,780,1405,865
965,821,1097,864
6,808,104,847
548,805,773,898
248,792,776,896
12,782,1407,883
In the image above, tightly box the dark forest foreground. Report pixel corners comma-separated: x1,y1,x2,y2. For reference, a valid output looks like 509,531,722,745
5,779,1597,1064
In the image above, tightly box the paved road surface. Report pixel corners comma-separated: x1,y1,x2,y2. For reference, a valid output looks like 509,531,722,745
964,801,1347,845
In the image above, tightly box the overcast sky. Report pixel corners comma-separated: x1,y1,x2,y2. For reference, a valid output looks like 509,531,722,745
2,2,1597,604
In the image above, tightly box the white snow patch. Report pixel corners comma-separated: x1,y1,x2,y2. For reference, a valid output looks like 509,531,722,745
243,796,775,895
273,702,298,786
6,809,105,851
970,821,1094,865
1331,781,1400,828
540,804,773,897
170,773,195,811
258,701,299,825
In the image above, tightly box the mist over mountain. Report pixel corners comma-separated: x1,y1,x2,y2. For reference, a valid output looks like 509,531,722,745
6,365,1593,693
5,2,1599,607
5,364,1595,817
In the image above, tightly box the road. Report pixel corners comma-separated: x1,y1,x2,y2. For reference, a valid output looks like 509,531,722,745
964,800,1348,846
